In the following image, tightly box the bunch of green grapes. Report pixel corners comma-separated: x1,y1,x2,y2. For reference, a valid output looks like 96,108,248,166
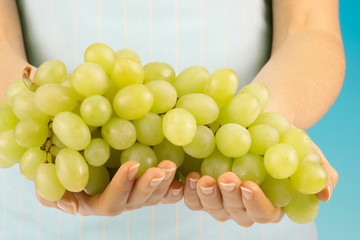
0,43,327,224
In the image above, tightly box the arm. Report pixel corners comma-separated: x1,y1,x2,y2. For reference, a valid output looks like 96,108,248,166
184,0,343,226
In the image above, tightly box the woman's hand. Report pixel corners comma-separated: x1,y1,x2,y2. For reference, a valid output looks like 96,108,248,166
35,160,184,216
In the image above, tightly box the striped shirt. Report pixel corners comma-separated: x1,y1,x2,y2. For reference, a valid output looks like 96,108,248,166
0,0,318,239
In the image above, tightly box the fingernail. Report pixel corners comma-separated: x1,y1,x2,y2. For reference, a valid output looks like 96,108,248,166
241,187,253,201
327,183,333,200
128,163,140,181
189,178,198,190
219,182,236,193
162,167,176,181
57,200,77,215
200,186,214,196
172,187,183,197
150,176,165,188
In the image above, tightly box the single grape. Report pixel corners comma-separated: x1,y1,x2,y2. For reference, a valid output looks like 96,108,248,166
218,93,261,128
71,63,109,97
35,163,65,201
85,165,111,196
301,149,322,164
284,192,319,224
52,112,91,151
204,68,238,105
173,66,210,97
120,143,158,178
115,48,141,63
5,80,29,106
237,83,270,112
248,124,279,155
132,112,164,146
80,95,112,127
260,174,295,207
56,148,89,192
143,61,175,83
201,149,232,181
12,91,50,121
101,117,136,150
84,138,110,167
264,143,299,179
0,157,15,168
0,130,27,163
279,128,312,159
250,112,291,134
103,78,120,103
176,94,219,125
111,56,144,89
14,118,49,148
145,80,177,114
0,105,19,134
84,42,116,74
183,125,215,159
61,73,84,101
34,60,67,85
153,138,185,167
20,147,47,180
215,123,251,158
113,84,154,120
232,153,266,185
162,108,197,146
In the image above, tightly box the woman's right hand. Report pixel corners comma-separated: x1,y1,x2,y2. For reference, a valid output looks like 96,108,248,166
35,160,183,216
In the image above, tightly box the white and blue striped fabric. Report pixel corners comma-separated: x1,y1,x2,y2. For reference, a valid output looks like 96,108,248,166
0,0,318,239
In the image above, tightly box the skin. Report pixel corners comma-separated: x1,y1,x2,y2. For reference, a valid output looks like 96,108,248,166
0,0,343,225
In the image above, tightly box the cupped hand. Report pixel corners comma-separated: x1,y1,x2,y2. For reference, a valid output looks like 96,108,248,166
35,160,184,216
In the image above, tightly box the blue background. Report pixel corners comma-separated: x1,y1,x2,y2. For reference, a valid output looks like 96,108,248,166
309,1,360,239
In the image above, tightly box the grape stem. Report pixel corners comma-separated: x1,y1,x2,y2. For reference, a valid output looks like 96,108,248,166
22,65,39,91
40,119,56,163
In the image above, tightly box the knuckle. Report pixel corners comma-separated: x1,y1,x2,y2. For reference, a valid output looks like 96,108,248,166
225,207,246,215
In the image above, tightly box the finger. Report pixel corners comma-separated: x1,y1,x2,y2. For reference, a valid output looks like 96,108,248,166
160,180,184,204
184,172,203,211
126,167,166,209
197,176,230,222
35,189,79,215
240,181,284,223
218,172,254,227
145,160,177,206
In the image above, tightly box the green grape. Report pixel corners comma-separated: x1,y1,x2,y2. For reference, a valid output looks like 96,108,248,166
19,147,46,180
120,143,158,178
153,138,185,167
143,61,175,83
145,80,177,114
208,119,220,134
175,94,219,125
101,117,136,150
173,66,210,97
248,124,279,155
105,148,122,168
232,153,266,185
201,149,232,181
84,138,110,167
0,103,8,108
115,48,141,63
52,112,91,151
111,56,144,89
103,78,120,103
284,192,319,224
0,130,27,163
0,105,19,134
204,68,238,105
34,60,67,86
290,161,328,194
84,42,116,74
0,157,15,168
12,91,50,121
14,118,49,148
35,163,65,201
5,80,29,106
61,73,84,101
80,95,112,127
113,84,154,120
250,112,291,134
71,63,109,97
183,125,215,158
35,83,77,116
301,149,321,164
218,93,261,128
279,128,312,159
85,165,111,196
237,83,270,112
178,154,203,176
264,143,299,179
260,174,295,207
56,148,89,192
215,123,251,158
162,108,197,146
132,112,164,146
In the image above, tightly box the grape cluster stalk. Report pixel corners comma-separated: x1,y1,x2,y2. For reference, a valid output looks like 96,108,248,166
0,43,328,223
